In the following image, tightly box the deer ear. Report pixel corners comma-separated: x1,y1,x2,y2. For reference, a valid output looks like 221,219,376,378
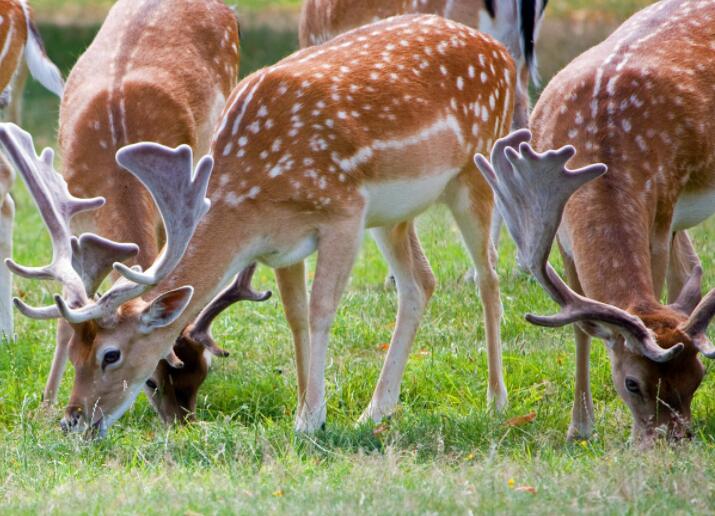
139,286,194,334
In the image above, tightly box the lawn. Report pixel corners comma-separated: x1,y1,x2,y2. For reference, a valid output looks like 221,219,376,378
2,1,715,514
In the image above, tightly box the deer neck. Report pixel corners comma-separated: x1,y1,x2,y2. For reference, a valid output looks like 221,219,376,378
561,178,659,310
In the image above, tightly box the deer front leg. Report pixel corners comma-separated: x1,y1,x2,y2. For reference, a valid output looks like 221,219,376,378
667,231,701,304
43,320,73,404
651,225,673,299
446,173,507,411
0,194,14,340
275,261,310,417
562,253,594,440
296,213,365,433
359,221,435,424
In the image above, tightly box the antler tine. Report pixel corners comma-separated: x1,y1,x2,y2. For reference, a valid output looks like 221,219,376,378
682,288,715,338
183,263,272,357
0,123,140,321
54,143,214,324
113,143,212,286
475,130,683,363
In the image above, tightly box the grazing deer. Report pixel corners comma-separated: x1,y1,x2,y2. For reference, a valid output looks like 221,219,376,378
7,0,254,423
4,14,516,434
300,0,548,286
478,0,715,445
0,0,64,339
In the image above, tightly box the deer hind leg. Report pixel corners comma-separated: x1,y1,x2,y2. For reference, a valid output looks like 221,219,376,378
359,221,435,425
561,251,595,440
295,211,365,433
445,171,507,411
6,63,28,125
667,231,701,304
0,194,14,340
275,261,310,417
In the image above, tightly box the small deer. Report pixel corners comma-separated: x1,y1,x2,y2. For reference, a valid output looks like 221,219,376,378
7,0,263,424
477,0,715,445
5,14,516,435
0,0,64,339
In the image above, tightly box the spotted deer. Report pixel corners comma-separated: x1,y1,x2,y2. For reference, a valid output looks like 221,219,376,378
301,0,548,287
478,0,715,445
4,0,261,424
0,0,64,339
5,14,516,435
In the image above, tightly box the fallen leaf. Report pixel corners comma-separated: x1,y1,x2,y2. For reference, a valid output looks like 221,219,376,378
465,452,476,461
415,349,431,358
272,489,284,497
377,343,390,351
373,423,389,436
515,485,537,495
505,412,536,427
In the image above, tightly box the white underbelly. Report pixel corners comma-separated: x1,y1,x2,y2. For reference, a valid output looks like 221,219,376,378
362,169,460,228
671,189,715,231
259,233,318,269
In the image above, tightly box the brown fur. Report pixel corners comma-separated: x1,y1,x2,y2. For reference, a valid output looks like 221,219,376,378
53,0,240,423
531,0,715,444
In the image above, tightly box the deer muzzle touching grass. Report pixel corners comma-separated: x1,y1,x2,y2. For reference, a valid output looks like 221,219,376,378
6,13,516,436
4,0,271,426
477,129,715,447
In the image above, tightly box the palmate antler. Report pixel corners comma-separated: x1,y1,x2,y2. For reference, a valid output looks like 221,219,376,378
0,124,139,319
475,129,683,363
54,143,214,325
0,123,212,327
179,263,272,357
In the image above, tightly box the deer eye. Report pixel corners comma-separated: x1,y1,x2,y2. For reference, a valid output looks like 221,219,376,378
101,349,122,370
625,377,641,395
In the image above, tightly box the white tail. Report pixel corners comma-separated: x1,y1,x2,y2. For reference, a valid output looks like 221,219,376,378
22,11,64,97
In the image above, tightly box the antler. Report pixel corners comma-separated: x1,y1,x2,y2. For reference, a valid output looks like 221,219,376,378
475,129,683,363
54,143,213,324
0,123,138,319
180,263,272,357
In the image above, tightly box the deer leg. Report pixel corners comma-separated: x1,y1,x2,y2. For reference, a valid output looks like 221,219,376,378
296,214,364,433
359,221,435,424
43,320,73,404
651,227,673,299
6,63,28,125
667,231,701,304
446,173,507,411
275,261,310,416
0,194,14,340
562,252,595,440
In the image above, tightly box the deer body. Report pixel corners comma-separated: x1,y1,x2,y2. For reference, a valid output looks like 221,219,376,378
4,14,516,434
0,0,63,339
527,0,715,443
300,0,547,130
44,0,240,419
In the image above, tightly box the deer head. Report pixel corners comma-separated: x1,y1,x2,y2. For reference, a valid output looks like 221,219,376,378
1,123,218,436
476,130,715,444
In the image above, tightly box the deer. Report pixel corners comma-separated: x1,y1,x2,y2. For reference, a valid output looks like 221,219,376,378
0,0,64,339
300,0,548,292
3,13,517,435
5,0,271,425
476,0,715,446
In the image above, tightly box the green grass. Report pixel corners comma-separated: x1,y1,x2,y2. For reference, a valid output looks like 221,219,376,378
3,8,715,515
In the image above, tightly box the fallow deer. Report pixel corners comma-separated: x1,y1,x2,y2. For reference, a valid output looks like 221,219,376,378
300,0,548,292
5,14,516,435
0,0,64,339
7,0,263,424
477,0,715,445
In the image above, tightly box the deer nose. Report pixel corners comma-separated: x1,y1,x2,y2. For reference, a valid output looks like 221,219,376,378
60,405,84,433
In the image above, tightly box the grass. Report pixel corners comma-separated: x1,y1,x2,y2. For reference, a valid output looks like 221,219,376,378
3,3,715,514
